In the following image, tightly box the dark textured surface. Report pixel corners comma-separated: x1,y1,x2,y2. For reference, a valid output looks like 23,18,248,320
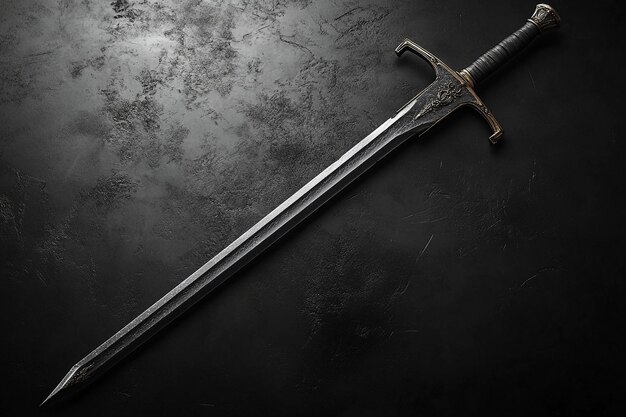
1,0,625,416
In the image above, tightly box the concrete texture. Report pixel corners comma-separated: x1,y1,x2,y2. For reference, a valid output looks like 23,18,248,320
1,0,625,415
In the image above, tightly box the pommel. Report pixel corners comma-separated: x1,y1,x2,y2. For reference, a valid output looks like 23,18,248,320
528,4,561,32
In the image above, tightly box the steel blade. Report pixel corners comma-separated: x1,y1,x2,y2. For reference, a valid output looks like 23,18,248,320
42,85,448,404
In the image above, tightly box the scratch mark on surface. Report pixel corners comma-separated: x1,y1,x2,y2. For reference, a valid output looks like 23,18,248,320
26,50,55,58
427,187,451,199
519,273,538,288
518,266,561,289
278,34,313,55
36,270,47,286
334,7,363,21
402,206,438,221
237,24,271,41
528,70,536,90
413,216,447,224
395,280,410,296
335,8,391,42
415,234,433,263
486,219,501,231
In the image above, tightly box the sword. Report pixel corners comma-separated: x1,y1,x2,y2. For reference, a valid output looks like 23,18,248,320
42,4,560,405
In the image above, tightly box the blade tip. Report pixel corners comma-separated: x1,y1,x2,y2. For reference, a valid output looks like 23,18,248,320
39,387,60,407
40,363,81,407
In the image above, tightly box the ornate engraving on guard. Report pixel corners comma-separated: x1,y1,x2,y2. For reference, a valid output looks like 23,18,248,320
414,82,465,119
395,39,503,144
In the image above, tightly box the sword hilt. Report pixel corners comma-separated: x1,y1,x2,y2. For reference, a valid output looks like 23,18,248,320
459,4,560,88
395,4,559,144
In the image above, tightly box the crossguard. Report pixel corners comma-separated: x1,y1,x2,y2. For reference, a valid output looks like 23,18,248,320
395,4,560,144
396,39,503,144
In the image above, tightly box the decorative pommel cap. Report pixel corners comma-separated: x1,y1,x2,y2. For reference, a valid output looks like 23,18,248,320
528,4,560,32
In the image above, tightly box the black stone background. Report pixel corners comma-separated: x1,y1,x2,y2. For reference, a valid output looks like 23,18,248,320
1,0,625,416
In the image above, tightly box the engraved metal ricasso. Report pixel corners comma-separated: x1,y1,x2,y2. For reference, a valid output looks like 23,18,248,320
528,3,561,32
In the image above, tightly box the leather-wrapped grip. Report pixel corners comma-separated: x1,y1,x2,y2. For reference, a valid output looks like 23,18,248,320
461,4,560,87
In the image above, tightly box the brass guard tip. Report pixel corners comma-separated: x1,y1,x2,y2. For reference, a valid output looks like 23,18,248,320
489,128,504,145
